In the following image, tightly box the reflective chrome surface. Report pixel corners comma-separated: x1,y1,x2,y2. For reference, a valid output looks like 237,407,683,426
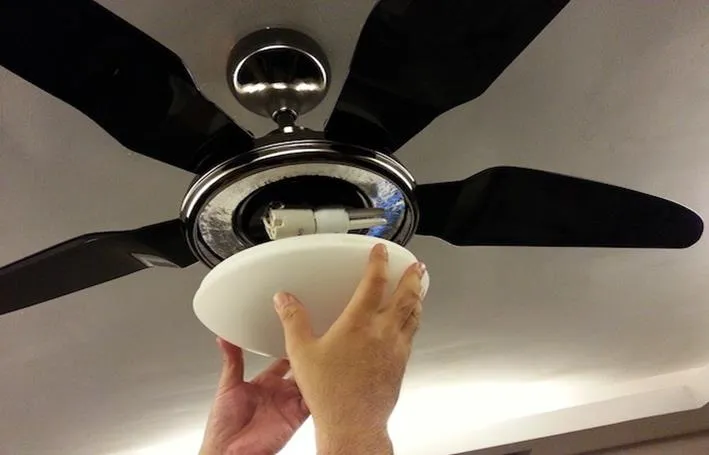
181,133,418,267
228,28,330,119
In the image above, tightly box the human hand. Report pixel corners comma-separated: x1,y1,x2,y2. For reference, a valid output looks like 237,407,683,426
274,244,425,454
199,338,309,455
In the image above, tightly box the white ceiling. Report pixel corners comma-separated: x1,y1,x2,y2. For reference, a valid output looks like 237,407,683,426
2,1,709,454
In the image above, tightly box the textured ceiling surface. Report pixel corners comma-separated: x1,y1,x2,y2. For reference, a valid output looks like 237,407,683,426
2,1,709,454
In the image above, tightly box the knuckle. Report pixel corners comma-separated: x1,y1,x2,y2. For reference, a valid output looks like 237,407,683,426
404,304,422,332
400,289,421,305
407,314,421,333
393,291,420,321
280,305,300,321
367,273,388,289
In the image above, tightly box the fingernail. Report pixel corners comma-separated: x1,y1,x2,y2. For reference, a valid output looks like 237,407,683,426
373,243,388,259
416,262,426,278
417,262,427,277
273,292,290,310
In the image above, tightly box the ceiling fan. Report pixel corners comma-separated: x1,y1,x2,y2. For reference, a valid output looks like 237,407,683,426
0,0,703,317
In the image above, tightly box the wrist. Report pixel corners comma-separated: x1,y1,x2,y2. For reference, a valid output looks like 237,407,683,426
315,425,392,455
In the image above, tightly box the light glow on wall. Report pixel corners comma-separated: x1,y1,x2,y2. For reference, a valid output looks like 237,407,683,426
121,373,697,455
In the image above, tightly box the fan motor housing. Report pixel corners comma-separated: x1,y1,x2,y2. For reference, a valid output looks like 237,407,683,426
180,131,419,267
183,27,418,268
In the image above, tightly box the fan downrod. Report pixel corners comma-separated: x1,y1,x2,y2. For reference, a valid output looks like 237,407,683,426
228,28,330,128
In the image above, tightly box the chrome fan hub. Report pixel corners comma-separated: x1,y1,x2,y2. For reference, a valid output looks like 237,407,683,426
180,131,418,268
228,28,330,120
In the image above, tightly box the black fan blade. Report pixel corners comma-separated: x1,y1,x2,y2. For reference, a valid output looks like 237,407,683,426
415,167,703,248
325,0,570,152
0,220,197,315
0,0,252,173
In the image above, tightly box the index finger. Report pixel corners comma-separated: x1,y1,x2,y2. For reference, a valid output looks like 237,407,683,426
387,261,423,320
216,338,245,388
341,243,389,319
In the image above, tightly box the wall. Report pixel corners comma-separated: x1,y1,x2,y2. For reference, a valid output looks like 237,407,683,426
458,404,709,455
589,431,709,455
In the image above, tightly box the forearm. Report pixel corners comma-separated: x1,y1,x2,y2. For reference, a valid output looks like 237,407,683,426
316,427,393,455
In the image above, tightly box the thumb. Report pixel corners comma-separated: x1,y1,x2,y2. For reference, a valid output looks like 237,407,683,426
274,292,314,351
216,338,245,390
